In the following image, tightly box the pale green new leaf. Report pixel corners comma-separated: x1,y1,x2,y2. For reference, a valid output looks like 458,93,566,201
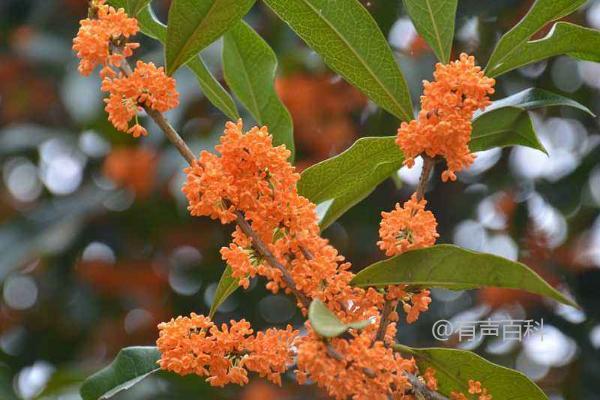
263,0,413,121
487,22,600,77
308,300,371,338
486,0,587,76
351,244,578,308
108,2,239,119
402,0,457,63
223,22,294,157
394,345,548,399
209,265,240,319
80,347,160,400
165,0,255,74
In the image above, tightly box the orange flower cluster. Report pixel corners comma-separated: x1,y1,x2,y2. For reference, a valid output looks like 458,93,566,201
450,379,493,400
378,194,439,257
102,61,179,137
423,367,438,391
296,327,416,399
396,54,495,182
385,286,432,324
157,313,297,386
73,2,179,137
182,121,381,320
72,0,139,76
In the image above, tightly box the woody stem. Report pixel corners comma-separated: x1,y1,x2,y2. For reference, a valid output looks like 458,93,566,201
373,155,435,343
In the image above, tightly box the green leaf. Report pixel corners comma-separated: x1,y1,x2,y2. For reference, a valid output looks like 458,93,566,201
394,345,548,399
208,265,240,319
402,0,457,63
308,300,371,338
80,347,160,400
112,3,239,119
487,22,600,77
351,244,579,308
263,0,413,121
298,137,403,230
126,0,151,16
298,88,591,229
481,87,595,116
486,0,587,76
188,57,240,120
470,107,546,154
165,0,255,75
223,21,294,156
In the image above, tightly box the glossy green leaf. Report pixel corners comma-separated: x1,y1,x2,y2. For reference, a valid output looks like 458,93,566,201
351,244,578,308
126,0,151,16
80,347,160,400
223,21,294,156
486,0,587,76
487,22,600,77
208,265,240,319
308,300,371,338
402,0,457,63
298,137,403,230
394,345,548,399
165,0,255,74
109,2,239,119
188,57,240,120
263,0,413,121
481,87,594,116
471,107,546,154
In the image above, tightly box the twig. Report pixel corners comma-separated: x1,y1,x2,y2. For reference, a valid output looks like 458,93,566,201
415,155,435,201
373,156,435,344
405,372,449,400
234,210,310,308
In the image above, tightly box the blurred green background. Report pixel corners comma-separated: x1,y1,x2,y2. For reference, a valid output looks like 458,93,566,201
1,0,600,398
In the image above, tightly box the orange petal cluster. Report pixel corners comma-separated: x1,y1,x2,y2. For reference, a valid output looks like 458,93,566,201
378,194,439,257
423,367,438,391
72,0,139,76
403,289,432,324
101,61,179,136
296,326,416,400
157,313,297,387
183,120,381,320
450,379,493,400
396,53,495,182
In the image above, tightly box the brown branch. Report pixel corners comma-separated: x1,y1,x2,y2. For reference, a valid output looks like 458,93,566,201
234,210,310,308
415,155,435,201
405,372,449,400
373,298,396,343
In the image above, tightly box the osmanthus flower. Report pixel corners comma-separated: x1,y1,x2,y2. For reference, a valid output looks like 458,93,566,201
72,0,139,76
450,380,493,400
423,367,438,391
296,326,416,400
184,121,385,318
101,61,179,137
403,289,432,324
378,194,439,257
156,313,297,387
396,53,495,182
